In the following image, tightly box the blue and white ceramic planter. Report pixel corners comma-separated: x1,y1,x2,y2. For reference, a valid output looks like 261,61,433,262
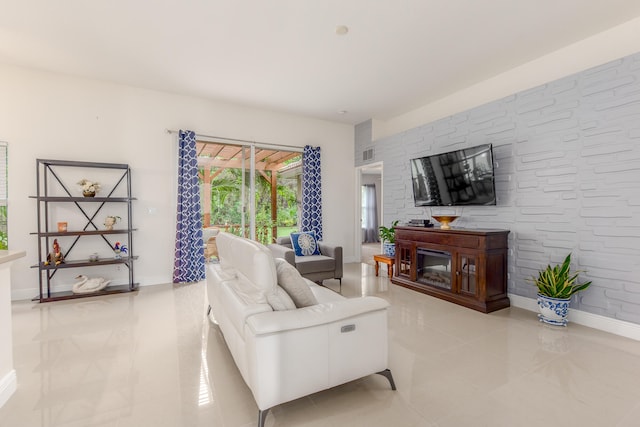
383,242,396,257
537,293,570,326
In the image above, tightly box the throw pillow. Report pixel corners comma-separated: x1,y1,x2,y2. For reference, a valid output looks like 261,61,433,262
267,286,296,311
274,258,318,308
290,231,321,256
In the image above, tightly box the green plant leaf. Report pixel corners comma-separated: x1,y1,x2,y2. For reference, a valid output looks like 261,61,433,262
531,253,592,298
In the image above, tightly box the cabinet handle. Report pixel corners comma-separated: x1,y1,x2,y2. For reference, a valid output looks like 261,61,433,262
456,271,460,276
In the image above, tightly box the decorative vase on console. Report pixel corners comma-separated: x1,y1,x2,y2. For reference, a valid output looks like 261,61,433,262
430,207,460,230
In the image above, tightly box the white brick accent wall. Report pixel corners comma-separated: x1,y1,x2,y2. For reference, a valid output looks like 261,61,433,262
356,53,640,324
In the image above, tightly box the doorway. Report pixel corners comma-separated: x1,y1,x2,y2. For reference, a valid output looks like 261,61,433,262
356,162,383,265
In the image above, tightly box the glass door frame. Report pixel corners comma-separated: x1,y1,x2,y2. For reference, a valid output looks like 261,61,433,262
196,137,303,243
239,145,257,240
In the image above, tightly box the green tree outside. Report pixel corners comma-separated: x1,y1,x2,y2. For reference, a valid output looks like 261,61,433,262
202,166,299,244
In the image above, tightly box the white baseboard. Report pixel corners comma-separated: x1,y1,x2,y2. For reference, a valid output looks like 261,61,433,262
0,370,16,409
11,287,36,302
11,279,164,302
509,294,640,342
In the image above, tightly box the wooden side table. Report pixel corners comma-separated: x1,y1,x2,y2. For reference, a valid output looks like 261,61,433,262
373,254,395,278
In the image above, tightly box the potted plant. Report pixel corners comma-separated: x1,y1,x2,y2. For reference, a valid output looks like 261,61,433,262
531,253,592,326
379,220,399,257
77,179,100,197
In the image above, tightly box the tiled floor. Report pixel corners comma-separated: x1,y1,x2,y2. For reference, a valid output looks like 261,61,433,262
361,243,380,265
2,263,640,426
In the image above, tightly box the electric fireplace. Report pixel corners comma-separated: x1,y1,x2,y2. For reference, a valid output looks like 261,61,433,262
416,248,451,290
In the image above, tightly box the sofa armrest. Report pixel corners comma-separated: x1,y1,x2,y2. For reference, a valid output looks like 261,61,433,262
275,236,293,248
245,296,390,411
245,296,388,336
318,243,343,279
268,243,296,266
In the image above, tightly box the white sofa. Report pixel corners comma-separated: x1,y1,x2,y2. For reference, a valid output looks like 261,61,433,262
206,232,395,427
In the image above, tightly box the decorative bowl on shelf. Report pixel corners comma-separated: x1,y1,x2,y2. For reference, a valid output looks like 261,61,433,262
77,179,100,197
432,215,459,230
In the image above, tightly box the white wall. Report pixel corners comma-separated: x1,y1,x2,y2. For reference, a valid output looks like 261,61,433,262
0,64,354,300
374,16,640,139
359,51,640,324
0,262,15,407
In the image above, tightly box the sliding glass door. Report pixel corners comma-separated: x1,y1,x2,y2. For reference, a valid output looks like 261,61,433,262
197,140,301,245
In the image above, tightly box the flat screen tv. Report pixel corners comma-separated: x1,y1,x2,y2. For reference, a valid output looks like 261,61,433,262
410,144,496,206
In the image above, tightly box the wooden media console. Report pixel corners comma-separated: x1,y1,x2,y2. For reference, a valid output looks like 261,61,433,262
392,226,510,313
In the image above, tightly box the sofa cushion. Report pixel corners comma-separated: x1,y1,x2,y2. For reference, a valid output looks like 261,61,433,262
274,258,318,308
294,255,335,275
290,231,321,256
267,286,297,311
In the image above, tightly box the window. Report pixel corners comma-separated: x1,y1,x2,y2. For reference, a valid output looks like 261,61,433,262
196,141,301,244
0,142,7,249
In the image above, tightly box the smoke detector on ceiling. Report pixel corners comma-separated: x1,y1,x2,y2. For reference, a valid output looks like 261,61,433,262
335,25,349,36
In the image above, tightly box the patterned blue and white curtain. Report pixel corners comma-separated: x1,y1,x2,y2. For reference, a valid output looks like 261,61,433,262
301,145,323,240
173,130,205,283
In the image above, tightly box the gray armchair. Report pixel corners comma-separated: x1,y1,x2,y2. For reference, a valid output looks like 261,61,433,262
268,236,343,289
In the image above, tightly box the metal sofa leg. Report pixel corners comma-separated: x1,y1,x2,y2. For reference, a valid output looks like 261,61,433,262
376,369,397,390
258,408,270,427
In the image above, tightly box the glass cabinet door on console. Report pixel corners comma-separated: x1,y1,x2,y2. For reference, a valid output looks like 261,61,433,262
456,252,478,298
396,241,415,281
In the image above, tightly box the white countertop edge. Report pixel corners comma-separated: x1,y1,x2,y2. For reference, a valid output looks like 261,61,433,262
0,250,26,265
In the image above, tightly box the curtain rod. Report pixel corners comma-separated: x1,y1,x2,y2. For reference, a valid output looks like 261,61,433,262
166,129,303,152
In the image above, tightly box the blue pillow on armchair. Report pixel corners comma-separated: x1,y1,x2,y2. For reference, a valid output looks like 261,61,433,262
290,231,321,256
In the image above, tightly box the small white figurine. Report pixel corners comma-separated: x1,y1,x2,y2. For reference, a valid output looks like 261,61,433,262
71,275,111,294
104,215,120,230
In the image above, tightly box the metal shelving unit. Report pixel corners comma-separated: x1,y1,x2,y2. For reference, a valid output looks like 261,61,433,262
31,159,138,302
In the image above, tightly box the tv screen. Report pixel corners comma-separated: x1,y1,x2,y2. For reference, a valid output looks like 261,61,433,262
410,144,496,206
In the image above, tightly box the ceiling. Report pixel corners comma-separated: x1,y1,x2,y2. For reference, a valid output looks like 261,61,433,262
2,1,640,125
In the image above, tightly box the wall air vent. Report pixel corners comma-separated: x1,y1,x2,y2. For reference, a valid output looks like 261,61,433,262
362,148,374,161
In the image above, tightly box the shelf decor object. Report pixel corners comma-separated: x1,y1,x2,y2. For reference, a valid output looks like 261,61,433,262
77,178,100,197
104,215,120,230
31,159,138,302
431,215,459,230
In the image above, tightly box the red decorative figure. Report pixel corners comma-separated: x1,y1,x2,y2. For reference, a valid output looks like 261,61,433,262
44,239,65,266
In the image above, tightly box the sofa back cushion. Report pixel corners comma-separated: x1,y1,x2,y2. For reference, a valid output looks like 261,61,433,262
216,232,278,296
